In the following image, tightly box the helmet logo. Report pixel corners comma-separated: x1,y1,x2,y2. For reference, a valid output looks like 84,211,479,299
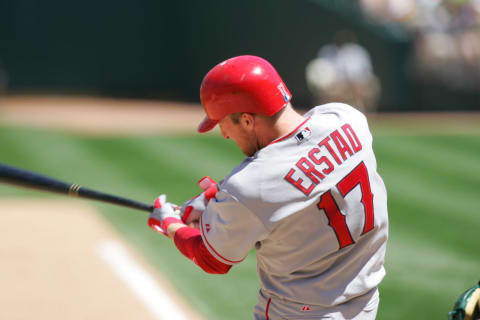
277,83,290,102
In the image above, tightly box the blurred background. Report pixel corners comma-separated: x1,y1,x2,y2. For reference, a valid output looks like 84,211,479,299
0,0,479,111
0,1,479,320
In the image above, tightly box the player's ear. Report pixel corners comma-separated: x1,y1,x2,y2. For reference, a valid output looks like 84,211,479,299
240,113,255,130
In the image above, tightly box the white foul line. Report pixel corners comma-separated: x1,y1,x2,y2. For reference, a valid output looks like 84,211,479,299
96,240,189,320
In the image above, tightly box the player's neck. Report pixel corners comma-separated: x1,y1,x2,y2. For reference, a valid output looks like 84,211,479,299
257,105,306,146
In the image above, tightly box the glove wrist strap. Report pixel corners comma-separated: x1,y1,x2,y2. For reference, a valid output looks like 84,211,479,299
162,217,183,231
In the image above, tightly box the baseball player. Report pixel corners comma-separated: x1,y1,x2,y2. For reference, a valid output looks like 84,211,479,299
148,55,389,319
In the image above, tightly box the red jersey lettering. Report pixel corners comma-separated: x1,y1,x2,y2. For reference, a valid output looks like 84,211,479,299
284,168,315,196
318,136,342,165
297,157,325,184
331,130,354,161
308,148,335,176
341,123,362,153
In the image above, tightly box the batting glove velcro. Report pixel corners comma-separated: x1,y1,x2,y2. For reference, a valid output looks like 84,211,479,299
148,194,182,236
181,176,218,225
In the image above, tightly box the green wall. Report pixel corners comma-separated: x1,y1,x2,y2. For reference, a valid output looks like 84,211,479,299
0,0,477,110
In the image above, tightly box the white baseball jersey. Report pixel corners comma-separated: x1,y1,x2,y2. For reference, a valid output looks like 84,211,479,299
200,103,388,311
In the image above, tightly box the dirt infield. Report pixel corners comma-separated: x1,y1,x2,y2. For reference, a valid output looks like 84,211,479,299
368,111,480,135
0,199,202,320
1,95,479,135
0,96,205,135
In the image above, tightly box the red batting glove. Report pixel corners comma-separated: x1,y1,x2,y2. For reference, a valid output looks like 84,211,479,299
180,176,218,225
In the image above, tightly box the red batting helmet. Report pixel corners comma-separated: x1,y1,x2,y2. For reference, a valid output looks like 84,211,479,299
198,55,292,133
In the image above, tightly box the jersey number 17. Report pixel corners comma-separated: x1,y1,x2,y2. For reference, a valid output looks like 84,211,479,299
317,161,374,249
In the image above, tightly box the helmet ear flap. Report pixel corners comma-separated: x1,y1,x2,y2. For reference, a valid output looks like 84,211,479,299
198,55,292,133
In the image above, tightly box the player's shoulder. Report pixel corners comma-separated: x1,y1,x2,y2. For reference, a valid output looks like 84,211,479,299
305,102,367,122
220,157,263,203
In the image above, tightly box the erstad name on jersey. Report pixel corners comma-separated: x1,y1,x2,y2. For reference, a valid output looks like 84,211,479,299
284,123,362,195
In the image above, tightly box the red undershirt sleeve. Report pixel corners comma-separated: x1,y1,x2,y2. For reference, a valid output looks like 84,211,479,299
173,226,232,274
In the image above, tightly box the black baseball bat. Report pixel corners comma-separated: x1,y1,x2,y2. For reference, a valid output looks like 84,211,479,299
0,162,153,212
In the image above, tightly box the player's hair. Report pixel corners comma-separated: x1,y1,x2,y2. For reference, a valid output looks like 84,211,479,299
229,103,290,125
229,112,242,124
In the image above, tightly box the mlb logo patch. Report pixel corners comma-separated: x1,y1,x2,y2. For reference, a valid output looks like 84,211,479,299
295,127,312,144
206,224,211,233
277,83,291,102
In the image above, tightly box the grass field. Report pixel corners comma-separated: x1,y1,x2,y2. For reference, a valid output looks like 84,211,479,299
0,121,479,319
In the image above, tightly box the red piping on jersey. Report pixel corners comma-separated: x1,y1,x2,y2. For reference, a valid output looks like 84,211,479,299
268,116,311,145
265,297,271,320
173,227,231,274
200,215,244,264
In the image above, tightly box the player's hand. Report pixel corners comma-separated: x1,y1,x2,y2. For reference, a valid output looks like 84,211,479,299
181,193,207,225
148,194,182,236
181,176,218,225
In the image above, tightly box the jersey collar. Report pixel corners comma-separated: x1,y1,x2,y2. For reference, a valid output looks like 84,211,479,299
268,116,311,146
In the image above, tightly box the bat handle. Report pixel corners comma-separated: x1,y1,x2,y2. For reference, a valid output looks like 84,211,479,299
75,185,154,212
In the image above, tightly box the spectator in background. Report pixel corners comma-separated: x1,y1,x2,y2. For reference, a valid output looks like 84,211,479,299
306,30,381,113
359,0,480,91
360,0,417,24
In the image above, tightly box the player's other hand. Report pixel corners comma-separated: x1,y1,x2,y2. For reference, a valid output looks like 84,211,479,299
180,193,207,226
148,194,182,236
181,176,218,226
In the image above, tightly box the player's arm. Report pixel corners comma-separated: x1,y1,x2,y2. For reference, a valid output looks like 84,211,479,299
148,195,231,274
170,224,232,274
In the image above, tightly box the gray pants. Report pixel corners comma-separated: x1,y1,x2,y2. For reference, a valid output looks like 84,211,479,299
254,288,379,320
